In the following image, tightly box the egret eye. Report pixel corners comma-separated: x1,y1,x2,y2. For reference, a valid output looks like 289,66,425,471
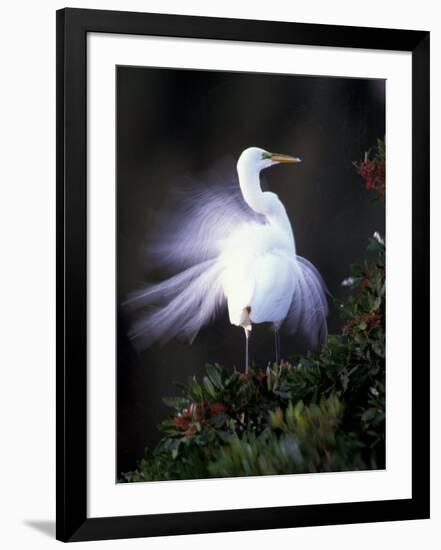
261,151,272,160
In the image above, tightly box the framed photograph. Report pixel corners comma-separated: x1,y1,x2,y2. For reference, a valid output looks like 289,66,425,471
56,8,430,542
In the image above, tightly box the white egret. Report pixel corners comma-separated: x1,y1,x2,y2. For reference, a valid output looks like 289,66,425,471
125,147,328,371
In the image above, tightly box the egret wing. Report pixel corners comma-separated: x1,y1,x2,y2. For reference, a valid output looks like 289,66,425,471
283,256,329,350
146,158,266,273
125,259,226,350
124,158,265,349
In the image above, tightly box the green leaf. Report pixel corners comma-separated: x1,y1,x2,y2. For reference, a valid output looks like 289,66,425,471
203,377,217,399
206,364,224,389
211,412,228,429
162,396,187,410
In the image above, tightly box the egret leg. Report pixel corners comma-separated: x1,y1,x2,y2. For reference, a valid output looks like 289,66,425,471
274,326,280,364
244,328,250,373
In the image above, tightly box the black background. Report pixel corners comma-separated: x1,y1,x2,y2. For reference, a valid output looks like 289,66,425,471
116,66,385,476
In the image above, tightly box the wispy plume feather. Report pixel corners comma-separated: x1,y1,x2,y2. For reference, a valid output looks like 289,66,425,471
123,154,328,354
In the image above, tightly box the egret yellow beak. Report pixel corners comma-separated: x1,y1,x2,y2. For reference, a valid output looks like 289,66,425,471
270,153,302,163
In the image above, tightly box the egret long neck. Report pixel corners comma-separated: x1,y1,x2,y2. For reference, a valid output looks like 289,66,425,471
237,165,295,245
237,165,268,215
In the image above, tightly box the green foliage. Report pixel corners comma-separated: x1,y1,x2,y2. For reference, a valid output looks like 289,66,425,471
210,396,366,477
122,237,385,482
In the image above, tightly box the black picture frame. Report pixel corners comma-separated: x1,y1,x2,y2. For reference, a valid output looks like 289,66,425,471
56,7,430,542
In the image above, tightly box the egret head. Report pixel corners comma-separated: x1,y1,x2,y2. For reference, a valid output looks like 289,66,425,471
237,147,301,174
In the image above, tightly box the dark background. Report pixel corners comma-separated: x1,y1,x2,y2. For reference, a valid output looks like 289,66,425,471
116,66,385,476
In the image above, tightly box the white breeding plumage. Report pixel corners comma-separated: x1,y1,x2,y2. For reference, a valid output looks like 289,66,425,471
125,147,328,370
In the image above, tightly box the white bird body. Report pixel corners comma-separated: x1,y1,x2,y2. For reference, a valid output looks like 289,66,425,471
219,212,296,328
125,147,328,366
